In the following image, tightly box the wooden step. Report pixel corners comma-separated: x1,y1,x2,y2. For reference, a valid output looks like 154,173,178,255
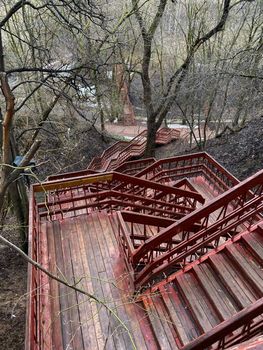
241,230,263,264
192,263,239,321
142,294,178,350
225,243,263,297
209,251,257,309
176,272,220,334
159,284,200,345
248,228,263,247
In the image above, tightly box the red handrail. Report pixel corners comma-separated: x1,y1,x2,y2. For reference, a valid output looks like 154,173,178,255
113,157,156,175
88,127,180,172
132,169,263,287
136,152,239,192
181,297,263,350
87,140,128,170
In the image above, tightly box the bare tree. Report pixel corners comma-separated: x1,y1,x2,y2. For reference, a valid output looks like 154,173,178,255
130,0,259,156
0,0,110,246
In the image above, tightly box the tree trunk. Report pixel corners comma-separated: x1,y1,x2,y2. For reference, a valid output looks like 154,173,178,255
9,181,28,250
144,120,157,157
115,64,135,125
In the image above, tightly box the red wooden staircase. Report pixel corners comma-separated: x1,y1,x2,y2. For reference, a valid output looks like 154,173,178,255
26,148,263,350
119,168,263,288
87,127,179,172
140,223,263,349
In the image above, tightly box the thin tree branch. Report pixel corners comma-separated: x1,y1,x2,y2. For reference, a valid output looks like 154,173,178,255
0,1,48,28
0,233,137,349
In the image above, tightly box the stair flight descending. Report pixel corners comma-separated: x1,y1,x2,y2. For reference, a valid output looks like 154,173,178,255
140,224,263,349
87,128,179,172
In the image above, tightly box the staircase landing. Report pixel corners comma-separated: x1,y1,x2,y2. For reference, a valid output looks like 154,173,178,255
41,211,157,350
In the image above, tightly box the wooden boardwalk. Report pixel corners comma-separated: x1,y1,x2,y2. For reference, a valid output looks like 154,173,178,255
43,211,158,350
141,225,263,349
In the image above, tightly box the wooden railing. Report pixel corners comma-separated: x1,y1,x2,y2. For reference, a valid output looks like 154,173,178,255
136,152,239,193
105,130,148,170
25,166,205,347
181,297,263,350
37,172,204,221
117,211,202,279
155,127,180,144
88,131,147,171
117,212,177,268
87,140,128,171
88,127,180,172
25,192,52,349
113,157,156,176
121,169,263,287
172,177,199,193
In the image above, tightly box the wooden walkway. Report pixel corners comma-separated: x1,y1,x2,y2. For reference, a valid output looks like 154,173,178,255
43,211,157,350
88,128,179,172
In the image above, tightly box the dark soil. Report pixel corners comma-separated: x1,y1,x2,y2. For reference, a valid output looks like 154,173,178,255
200,117,263,180
156,116,263,180
0,221,27,350
36,125,114,181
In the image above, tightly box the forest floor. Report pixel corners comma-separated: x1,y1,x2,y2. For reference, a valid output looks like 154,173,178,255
1,116,263,349
0,219,27,350
156,116,263,180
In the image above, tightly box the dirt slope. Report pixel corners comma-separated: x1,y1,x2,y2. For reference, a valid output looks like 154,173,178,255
156,116,263,180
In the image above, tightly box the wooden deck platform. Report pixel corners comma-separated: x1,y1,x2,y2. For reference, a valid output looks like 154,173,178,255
42,211,158,350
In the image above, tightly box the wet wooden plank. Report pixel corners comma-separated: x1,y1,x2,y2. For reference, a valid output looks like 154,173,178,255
46,222,64,349
94,212,129,350
176,272,220,333
53,220,74,349
226,243,263,297
77,215,105,349
168,282,200,341
209,252,257,309
242,231,263,264
149,293,179,349
159,285,189,347
81,214,116,349
70,217,101,350
107,213,120,244
142,295,174,350
133,300,160,350
193,263,238,321
60,219,85,350
68,222,89,349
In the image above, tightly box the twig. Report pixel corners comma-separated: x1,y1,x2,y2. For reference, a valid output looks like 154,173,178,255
0,233,137,349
